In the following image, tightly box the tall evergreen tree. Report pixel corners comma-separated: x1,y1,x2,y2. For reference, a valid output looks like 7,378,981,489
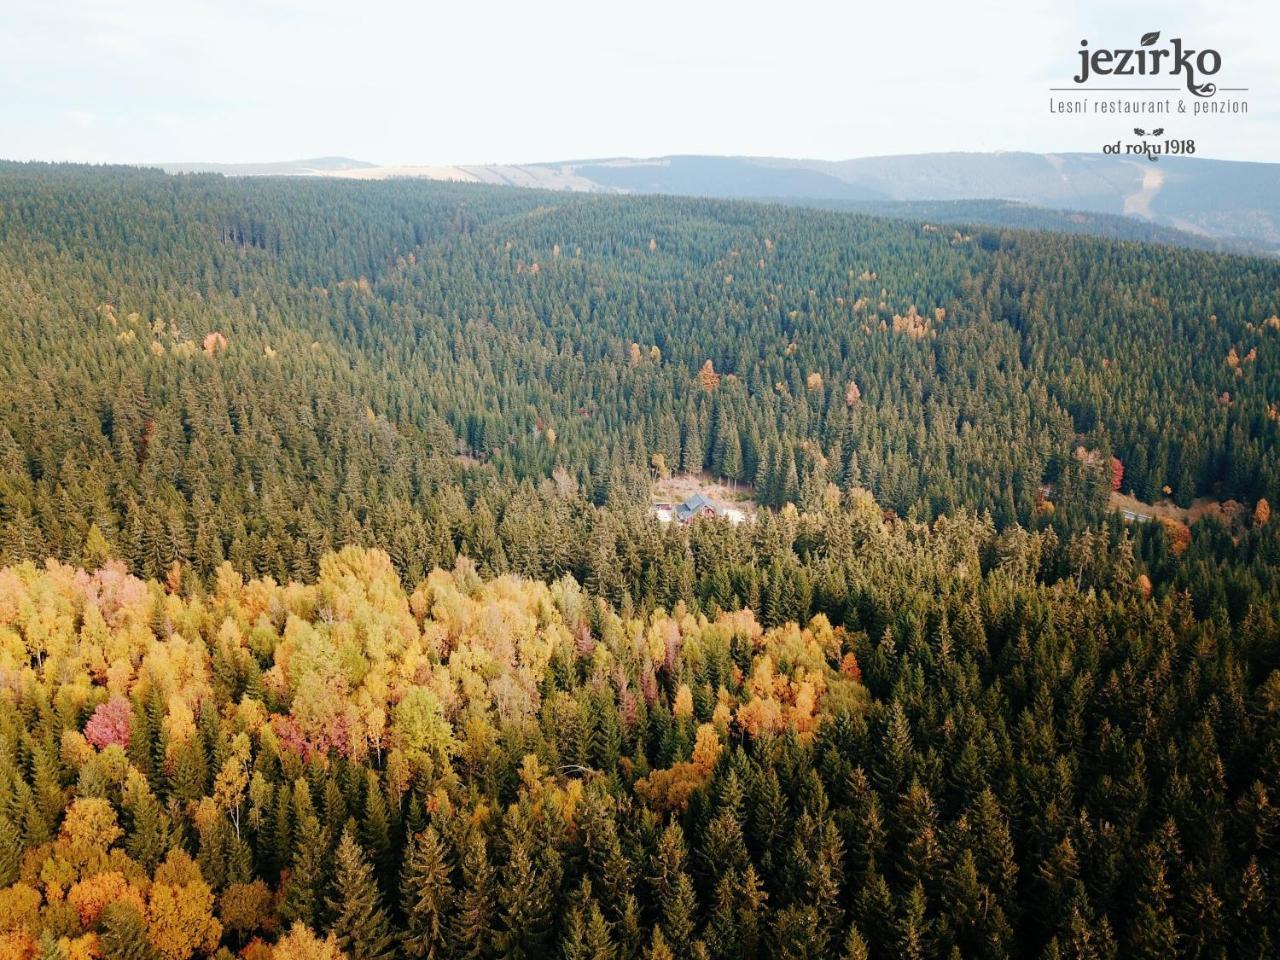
326,826,398,960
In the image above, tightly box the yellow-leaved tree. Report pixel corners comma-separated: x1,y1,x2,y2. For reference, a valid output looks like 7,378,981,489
146,850,221,960
272,922,348,960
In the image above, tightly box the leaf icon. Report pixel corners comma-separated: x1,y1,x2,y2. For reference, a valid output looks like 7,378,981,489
1134,128,1146,136
1141,31,1160,46
1152,127,1164,136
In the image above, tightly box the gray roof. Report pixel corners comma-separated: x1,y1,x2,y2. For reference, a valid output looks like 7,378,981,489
675,493,716,520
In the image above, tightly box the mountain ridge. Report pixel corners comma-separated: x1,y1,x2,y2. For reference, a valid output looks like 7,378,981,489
149,151,1280,255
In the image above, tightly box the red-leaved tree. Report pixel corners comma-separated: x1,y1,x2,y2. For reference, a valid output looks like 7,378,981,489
84,695,131,750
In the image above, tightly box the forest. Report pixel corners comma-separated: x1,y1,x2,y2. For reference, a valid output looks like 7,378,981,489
0,162,1277,958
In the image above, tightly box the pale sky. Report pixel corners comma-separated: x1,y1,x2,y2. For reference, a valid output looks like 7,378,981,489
1,0,1275,164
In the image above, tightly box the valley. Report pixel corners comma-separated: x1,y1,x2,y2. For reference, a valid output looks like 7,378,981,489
0,163,1277,960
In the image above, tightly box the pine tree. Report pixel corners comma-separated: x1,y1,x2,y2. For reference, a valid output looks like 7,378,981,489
1126,840,1179,960
583,899,616,960
326,827,398,960
452,830,496,959
35,932,66,960
498,818,553,959
269,781,293,880
645,927,675,960
770,905,827,960
721,425,742,483
99,901,159,960
402,826,454,960
280,785,326,928
0,815,21,886
83,522,114,568
168,736,209,803
896,883,929,960
842,926,870,960
855,868,895,953
707,865,767,960
359,770,392,886
662,874,698,955
681,407,704,474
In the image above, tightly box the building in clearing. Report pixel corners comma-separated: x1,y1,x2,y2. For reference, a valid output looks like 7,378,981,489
674,493,718,523
649,493,749,526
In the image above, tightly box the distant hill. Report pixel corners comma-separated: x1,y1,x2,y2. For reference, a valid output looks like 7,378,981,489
158,156,375,176
556,154,1280,254
800,199,1256,256
150,152,1280,255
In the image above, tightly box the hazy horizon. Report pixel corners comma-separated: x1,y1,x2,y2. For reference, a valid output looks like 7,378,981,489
141,149,1277,169
2,0,1274,166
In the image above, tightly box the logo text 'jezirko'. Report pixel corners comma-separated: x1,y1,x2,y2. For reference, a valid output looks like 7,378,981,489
1075,32,1220,97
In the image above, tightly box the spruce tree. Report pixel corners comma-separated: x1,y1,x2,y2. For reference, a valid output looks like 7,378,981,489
99,902,159,960
401,826,454,960
279,785,326,928
326,827,398,960
498,819,552,960
452,830,496,960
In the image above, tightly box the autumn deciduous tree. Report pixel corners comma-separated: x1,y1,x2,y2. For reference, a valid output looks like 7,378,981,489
635,724,723,812
672,684,694,721
212,733,251,839
61,797,123,853
146,851,221,960
392,689,456,773
84,696,132,750
68,871,145,929
0,882,42,937
272,923,347,960
219,880,273,943
698,360,721,392
1159,517,1192,557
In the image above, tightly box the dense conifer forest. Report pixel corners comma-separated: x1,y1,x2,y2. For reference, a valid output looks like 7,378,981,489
0,162,1277,958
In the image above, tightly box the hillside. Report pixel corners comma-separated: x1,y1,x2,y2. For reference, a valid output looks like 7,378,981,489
0,513,1276,959
793,198,1249,254
3,161,1280,582
0,163,1279,959
155,152,1280,255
